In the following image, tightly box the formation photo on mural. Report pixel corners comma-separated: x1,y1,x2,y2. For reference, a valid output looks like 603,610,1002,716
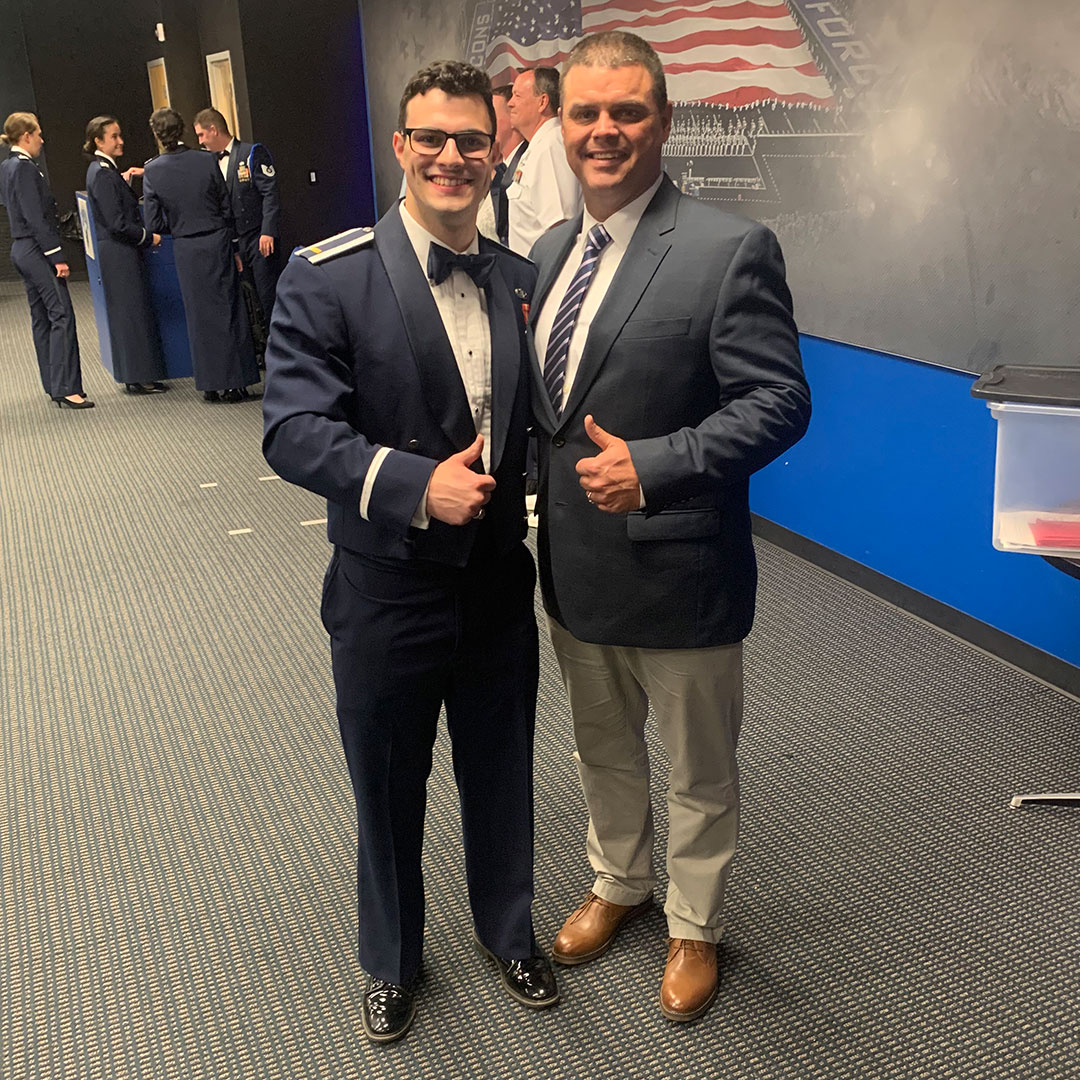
465,0,1080,373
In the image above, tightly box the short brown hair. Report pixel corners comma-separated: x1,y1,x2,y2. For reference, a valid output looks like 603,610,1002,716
398,60,495,138
193,107,230,135
561,32,668,114
1,112,39,146
527,67,560,113
150,107,185,151
83,115,119,156
492,84,514,101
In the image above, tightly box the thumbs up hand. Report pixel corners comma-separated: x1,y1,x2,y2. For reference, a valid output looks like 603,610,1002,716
575,415,642,514
427,434,497,525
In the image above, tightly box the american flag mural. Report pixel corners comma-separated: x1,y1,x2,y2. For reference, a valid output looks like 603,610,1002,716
468,0,837,109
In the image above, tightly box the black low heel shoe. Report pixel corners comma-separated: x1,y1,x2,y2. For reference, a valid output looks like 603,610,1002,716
54,396,95,410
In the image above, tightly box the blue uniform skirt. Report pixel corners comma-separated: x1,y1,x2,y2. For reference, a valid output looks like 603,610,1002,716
96,234,166,384
172,229,258,392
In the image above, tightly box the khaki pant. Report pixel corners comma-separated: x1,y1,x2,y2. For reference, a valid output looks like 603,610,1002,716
548,618,743,943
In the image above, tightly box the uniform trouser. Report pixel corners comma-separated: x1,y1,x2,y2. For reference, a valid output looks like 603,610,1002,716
10,239,82,399
322,542,540,985
237,230,281,330
547,617,743,943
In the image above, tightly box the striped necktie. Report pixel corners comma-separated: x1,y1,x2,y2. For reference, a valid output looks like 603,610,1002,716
543,223,612,416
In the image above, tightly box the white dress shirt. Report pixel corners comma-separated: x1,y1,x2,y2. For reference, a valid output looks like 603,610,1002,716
359,201,493,528
534,174,664,409
217,137,236,181
506,117,582,256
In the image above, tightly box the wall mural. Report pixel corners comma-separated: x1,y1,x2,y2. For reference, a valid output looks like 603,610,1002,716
464,0,1080,372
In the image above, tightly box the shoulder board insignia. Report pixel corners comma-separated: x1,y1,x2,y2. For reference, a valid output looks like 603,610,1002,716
261,163,275,177
295,227,374,264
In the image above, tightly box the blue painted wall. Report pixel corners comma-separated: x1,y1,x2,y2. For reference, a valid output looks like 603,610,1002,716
752,335,1080,670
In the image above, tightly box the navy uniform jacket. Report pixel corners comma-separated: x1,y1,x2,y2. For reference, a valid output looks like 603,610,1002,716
0,151,64,265
86,156,151,246
142,145,235,238
263,206,536,569
225,140,279,239
530,176,811,650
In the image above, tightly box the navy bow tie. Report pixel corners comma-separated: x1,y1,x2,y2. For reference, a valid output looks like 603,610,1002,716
217,149,229,160
427,244,496,288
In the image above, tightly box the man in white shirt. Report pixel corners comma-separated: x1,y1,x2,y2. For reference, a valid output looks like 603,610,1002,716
490,84,527,245
505,67,581,255
262,60,556,1045
529,31,810,1023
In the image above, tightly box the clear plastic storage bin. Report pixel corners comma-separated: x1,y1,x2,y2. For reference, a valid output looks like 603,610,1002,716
972,366,1080,558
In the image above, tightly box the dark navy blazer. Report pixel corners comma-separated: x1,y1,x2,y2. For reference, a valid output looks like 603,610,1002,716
263,206,536,569
530,176,811,650
224,140,280,239
142,145,234,238
86,156,150,247
0,151,64,265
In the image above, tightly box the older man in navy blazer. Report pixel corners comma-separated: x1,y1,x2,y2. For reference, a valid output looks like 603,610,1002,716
529,32,811,1023
262,60,557,1044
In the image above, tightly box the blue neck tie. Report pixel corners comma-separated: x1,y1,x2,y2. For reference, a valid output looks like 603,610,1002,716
543,224,611,417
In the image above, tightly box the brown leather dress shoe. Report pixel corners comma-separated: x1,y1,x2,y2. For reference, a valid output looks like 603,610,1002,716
551,890,652,966
659,938,718,1022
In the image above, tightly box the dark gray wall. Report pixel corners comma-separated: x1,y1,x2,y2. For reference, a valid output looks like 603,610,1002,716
239,0,375,248
772,0,1080,371
192,0,251,142
359,0,470,215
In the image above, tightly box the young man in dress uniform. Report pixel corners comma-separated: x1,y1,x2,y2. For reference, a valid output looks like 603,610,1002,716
262,60,557,1044
194,108,281,328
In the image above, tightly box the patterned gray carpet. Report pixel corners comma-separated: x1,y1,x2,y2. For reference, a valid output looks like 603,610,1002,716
2,283,1079,1079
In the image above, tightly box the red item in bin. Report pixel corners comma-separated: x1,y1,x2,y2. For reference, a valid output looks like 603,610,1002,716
1030,518,1080,548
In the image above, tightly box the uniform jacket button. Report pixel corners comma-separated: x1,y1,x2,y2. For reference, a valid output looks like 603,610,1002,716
552,435,565,448
406,439,420,450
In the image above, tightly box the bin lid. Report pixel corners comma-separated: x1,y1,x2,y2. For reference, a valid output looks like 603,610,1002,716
971,364,1080,405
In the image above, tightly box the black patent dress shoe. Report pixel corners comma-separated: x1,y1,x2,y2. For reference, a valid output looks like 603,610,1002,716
360,977,416,1043
203,391,220,403
53,396,95,410
125,382,168,394
221,387,248,403
475,935,559,1008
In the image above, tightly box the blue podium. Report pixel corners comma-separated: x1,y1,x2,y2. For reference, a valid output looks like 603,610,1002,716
76,190,193,379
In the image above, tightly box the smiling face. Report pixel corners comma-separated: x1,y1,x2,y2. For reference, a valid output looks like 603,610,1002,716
393,88,495,247
95,122,124,159
560,62,672,220
507,71,546,141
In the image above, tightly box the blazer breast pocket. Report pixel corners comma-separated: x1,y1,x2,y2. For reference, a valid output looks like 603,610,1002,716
619,316,691,340
626,508,721,542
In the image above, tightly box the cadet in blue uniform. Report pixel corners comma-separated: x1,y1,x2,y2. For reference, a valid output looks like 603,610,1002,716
262,60,557,1044
142,107,258,402
83,115,168,395
193,108,281,326
0,112,91,409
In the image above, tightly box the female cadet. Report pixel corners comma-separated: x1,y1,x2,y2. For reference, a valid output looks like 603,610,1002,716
84,115,169,395
141,107,257,402
0,112,91,409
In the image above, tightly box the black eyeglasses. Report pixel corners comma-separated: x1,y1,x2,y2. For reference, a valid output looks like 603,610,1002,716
401,127,494,158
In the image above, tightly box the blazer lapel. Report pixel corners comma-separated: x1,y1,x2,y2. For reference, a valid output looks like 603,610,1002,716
375,208,476,452
227,144,240,191
480,240,521,473
560,179,678,424
529,219,581,431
